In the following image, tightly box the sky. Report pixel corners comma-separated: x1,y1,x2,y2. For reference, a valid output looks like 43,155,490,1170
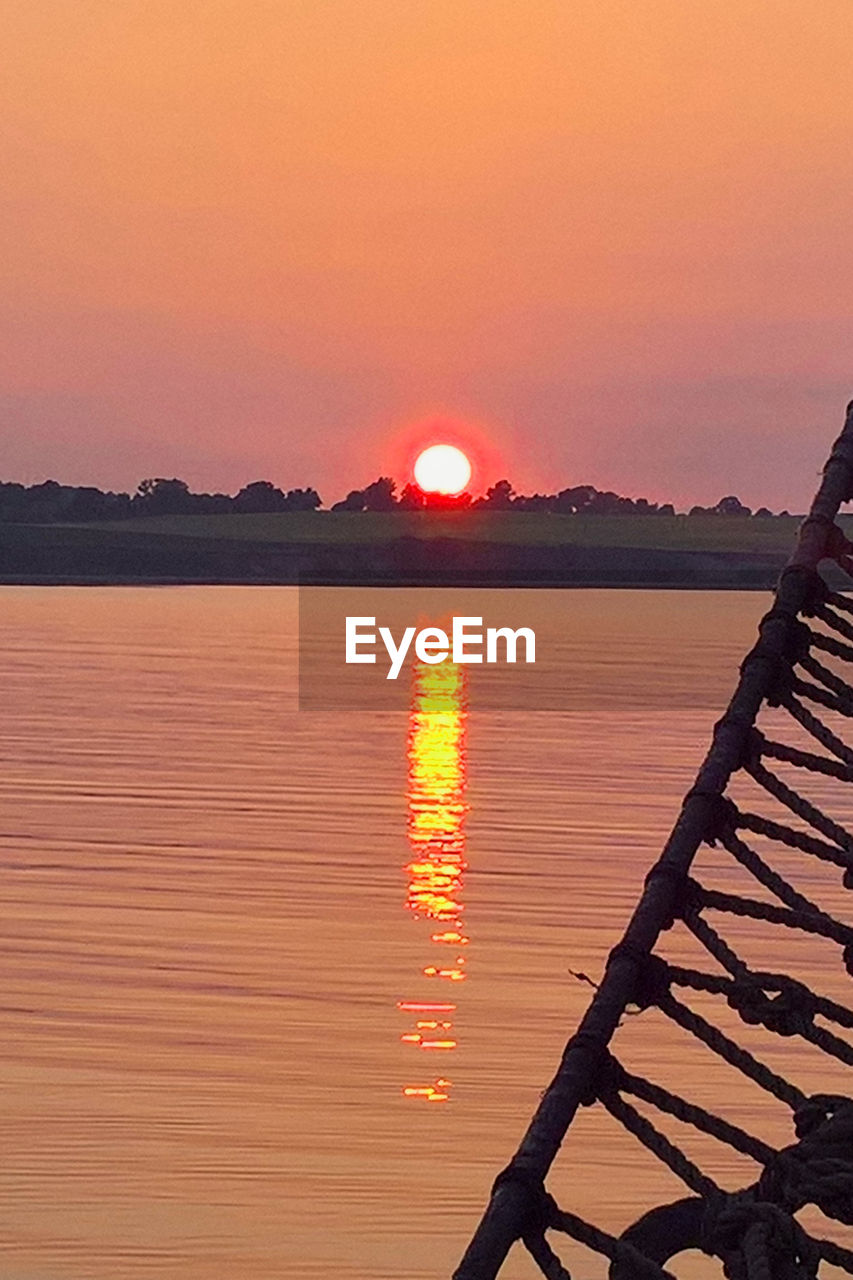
2,0,852,510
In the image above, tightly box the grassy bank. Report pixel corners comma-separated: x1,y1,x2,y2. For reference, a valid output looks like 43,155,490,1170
92,510,809,552
0,512,823,588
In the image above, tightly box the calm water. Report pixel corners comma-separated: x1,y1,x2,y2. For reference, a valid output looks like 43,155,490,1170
0,587,850,1279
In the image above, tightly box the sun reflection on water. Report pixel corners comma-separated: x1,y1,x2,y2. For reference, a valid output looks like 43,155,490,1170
399,660,469,1103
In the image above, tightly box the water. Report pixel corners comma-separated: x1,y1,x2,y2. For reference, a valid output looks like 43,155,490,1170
0,587,850,1278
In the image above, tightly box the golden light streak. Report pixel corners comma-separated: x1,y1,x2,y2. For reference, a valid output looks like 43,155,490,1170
400,658,469,1103
397,1001,456,1013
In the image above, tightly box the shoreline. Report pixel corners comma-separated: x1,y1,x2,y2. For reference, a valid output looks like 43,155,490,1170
0,575,780,589
2,514,840,590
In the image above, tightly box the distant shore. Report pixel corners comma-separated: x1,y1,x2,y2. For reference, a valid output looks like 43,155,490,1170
0,540,796,589
0,510,833,589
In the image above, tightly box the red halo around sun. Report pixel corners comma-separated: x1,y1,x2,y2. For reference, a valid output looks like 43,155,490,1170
383,417,503,500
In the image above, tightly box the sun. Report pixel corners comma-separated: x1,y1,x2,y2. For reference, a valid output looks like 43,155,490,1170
414,444,472,496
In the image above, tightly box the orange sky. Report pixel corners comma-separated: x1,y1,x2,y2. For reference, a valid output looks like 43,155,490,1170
2,1,852,508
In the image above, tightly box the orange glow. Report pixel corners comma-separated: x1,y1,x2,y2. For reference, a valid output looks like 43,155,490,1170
397,1001,456,1012
7,6,850,511
400,658,469,1103
402,1085,450,1104
423,966,466,980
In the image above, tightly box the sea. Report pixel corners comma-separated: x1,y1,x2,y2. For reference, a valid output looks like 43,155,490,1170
0,586,850,1279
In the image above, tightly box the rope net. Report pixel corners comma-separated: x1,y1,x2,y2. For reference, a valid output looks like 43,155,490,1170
453,404,853,1280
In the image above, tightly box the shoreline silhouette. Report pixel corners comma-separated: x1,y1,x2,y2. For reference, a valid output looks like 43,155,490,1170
0,511,826,588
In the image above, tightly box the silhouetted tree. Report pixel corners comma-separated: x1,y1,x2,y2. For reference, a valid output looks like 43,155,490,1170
235,480,288,513
479,479,514,510
25,480,73,521
134,478,196,515
586,490,633,515
64,486,117,521
0,468,781,523
512,492,552,511
0,482,28,520
715,495,751,517
283,487,321,511
552,485,597,514
194,492,233,514
105,490,133,519
362,477,397,511
397,482,425,510
331,488,366,512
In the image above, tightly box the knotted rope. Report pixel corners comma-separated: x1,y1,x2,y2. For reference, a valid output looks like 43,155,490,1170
453,401,853,1280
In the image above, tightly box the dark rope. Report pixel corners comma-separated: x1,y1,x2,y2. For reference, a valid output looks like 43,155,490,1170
452,404,853,1280
792,674,853,718
746,758,853,854
807,625,853,666
780,689,853,765
668,961,853,1034
658,990,806,1109
599,1090,720,1198
751,728,853,782
736,806,853,872
616,1058,775,1165
800,651,853,708
689,879,853,951
815,602,853,643
720,828,835,916
543,1199,677,1279
701,1196,820,1280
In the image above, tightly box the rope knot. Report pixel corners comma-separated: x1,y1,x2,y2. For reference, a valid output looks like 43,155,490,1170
490,1165,554,1237
576,1050,625,1107
726,979,814,1038
762,611,812,662
759,1147,853,1226
490,1167,576,1280
712,713,761,772
739,611,811,703
693,790,739,846
777,565,829,617
606,943,671,1011
771,1095,853,1225
700,1195,819,1280
642,861,688,930
825,521,853,572
793,1093,852,1139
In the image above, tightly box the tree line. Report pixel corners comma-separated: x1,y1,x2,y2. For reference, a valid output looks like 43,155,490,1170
0,477,322,522
332,477,786,517
0,474,788,522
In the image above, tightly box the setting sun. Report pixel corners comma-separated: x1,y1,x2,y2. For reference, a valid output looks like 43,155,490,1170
414,445,472,496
